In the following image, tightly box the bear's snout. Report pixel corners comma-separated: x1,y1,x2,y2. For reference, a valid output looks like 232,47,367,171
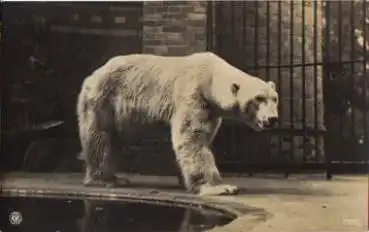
264,116,278,128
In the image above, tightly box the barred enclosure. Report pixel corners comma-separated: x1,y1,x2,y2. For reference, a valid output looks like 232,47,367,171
207,1,369,177
1,1,368,177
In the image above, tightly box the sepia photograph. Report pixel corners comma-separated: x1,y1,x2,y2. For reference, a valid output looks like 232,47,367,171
0,1,368,232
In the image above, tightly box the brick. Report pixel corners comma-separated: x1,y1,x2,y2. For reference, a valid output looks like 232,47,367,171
144,45,168,55
142,31,153,40
189,40,206,53
143,20,162,27
163,1,187,7
167,45,190,55
187,13,206,21
143,6,158,14
161,11,182,18
186,1,205,7
160,17,183,26
148,32,185,46
144,39,163,46
161,40,185,46
152,33,164,40
193,26,205,34
162,13,184,21
162,25,186,33
193,5,206,13
143,47,156,54
144,1,163,6
165,32,184,42
143,26,162,33
167,6,184,13
186,18,206,27
143,13,162,21
179,6,195,13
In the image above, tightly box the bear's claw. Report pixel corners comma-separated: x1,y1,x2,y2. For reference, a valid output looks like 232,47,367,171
83,176,131,188
198,184,239,196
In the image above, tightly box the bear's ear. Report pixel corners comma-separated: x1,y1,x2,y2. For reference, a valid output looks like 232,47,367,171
231,83,240,96
267,81,276,90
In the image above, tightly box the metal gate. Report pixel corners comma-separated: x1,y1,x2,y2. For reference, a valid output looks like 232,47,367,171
207,1,369,177
323,1,369,176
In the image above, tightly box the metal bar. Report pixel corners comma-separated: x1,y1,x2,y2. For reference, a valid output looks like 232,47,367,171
139,3,144,53
363,0,368,153
216,2,223,55
287,0,295,178
254,1,259,69
246,0,259,177
231,1,235,39
323,1,332,180
266,2,270,81
277,0,283,169
242,1,246,51
338,1,343,165
266,1,272,162
313,0,320,164
301,0,307,163
206,1,214,51
350,0,356,159
230,1,237,162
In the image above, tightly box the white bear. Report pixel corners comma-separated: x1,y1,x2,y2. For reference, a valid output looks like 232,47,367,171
76,52,279,196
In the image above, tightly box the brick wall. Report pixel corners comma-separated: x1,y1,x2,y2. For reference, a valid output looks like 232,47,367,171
142,1,207,55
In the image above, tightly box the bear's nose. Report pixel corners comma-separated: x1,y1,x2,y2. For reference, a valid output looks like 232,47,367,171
268,117,278,127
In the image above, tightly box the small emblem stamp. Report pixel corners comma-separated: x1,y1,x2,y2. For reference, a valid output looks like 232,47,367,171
9,211,22,225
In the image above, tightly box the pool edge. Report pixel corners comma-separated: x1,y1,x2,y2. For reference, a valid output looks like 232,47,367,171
0,186,271,231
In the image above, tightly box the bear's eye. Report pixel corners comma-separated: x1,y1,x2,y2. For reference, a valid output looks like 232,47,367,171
271,97,278,103
255,95,266,102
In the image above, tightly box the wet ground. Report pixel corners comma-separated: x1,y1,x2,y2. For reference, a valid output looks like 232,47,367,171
0,196,232,232
1,173,367,232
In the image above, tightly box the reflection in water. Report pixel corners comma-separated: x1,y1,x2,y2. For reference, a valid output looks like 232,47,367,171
0,197,232,232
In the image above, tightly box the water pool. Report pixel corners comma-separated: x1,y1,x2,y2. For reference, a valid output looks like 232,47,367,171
0,196,233,232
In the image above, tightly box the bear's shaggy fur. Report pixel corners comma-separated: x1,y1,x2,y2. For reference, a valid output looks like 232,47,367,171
77,52,279,196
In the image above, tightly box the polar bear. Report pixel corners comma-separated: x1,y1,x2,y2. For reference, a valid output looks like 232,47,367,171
77,52,279,196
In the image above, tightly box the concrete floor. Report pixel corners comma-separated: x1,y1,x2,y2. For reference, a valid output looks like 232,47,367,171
1,172,367,232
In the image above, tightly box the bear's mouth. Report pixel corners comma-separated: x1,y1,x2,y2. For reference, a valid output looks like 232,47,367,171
254,122,265,131
243,120,264,131
255,120,275,131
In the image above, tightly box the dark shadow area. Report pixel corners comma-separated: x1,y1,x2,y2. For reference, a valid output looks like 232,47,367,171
0,196,233,232
1,2,146,174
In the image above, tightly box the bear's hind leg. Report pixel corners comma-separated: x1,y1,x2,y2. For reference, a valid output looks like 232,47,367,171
82,130,118,187
82,128,131,188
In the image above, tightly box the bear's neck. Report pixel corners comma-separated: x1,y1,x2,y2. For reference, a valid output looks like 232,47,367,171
209,70,246,108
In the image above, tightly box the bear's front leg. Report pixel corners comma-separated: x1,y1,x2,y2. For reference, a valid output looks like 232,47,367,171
171,112,239,196
175,144,239,196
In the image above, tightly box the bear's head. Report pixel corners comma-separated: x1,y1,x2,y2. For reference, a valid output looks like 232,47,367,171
230,80,279,131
